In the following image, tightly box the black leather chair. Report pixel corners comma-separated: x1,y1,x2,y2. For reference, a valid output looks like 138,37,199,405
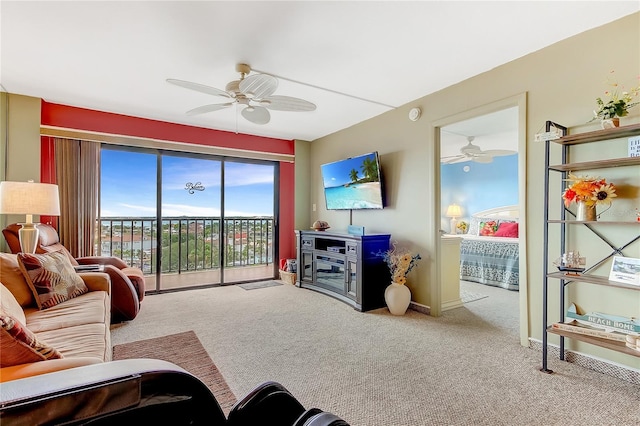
0,359,349,425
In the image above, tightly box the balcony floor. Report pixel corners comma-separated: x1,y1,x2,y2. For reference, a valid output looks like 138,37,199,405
143,264,276,292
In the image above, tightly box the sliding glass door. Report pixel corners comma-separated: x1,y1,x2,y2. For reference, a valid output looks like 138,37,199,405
100,146,277,292
222,160,276,284
159,155,223,290
99,149,157,277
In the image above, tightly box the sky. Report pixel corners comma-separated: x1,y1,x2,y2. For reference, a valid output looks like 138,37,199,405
101,149,275,217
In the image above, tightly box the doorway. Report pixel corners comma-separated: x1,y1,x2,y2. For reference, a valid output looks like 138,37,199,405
435,94,528,346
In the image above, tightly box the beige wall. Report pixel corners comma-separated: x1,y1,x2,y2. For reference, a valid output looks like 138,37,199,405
306,13,640,369
0,94,42,252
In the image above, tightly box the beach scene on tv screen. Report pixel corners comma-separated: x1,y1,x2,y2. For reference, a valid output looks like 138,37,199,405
321,153,383,210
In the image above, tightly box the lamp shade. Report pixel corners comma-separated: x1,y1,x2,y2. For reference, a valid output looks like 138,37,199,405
446,204,462,218
0,181,61,216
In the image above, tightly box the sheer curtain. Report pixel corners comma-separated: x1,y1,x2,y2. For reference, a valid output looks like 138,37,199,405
54,138,100,257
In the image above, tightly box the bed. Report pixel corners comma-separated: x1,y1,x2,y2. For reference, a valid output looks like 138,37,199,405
458,205,520,291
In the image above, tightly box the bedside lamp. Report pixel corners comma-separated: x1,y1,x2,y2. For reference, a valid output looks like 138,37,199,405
0,181,61,253
446,204,462,234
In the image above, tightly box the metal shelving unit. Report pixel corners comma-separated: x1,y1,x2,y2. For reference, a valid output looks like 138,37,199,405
541,122,640,373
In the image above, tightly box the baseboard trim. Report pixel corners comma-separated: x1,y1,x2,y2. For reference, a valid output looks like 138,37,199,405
409,301,430,315
528,338,640,385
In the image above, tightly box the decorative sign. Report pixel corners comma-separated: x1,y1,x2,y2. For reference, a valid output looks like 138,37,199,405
185,182,205,194
534,129,563,142
628,136,640,158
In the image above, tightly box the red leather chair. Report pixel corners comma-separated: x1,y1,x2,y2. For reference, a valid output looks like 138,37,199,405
3,223,144,322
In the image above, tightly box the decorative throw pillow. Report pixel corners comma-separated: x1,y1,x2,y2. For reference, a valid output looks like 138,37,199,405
0,311,63,367
479,220,499,236
469,217,497,236
17,251,88,310
495,222,519,238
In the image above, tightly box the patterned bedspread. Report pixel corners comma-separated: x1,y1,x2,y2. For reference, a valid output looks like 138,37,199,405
459,235,519,291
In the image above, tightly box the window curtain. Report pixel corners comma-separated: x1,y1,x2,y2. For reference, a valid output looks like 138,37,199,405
54,138,100,257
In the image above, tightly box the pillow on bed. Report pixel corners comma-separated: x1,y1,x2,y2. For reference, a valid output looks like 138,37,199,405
479,220,499,236
469,217,496,236
495,222,519,238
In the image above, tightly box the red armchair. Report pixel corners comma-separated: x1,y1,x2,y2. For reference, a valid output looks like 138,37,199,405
3,223,144,322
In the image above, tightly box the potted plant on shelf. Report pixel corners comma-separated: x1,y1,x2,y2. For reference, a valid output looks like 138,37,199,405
383,243,421,315
589,71,640,129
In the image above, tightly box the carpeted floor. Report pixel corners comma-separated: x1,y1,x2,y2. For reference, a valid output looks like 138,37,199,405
459,289,488,304
112,281,639,425
113,330,237,415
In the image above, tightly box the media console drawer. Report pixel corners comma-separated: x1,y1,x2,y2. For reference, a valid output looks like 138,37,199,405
295,230,390,312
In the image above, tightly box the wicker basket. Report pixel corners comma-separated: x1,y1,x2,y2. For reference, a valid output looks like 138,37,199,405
279,270,297,285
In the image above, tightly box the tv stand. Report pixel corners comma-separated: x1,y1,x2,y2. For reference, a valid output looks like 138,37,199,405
295,230,391,311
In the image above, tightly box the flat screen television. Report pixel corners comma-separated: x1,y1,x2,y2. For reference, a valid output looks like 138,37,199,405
320,151,384,210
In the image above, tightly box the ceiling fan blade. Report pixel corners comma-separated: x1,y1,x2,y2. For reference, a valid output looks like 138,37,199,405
166,79,232,98
186,103,234,116
260,95,316,112
482,149,517,157
239,74,278,99
241,105,270,125
441,155,467,164
473,156,493,163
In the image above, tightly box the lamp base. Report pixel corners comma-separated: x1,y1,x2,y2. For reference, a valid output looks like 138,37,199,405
18,223,40,253
450,218,458,234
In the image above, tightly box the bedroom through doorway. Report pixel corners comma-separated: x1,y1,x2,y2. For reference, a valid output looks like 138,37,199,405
437,96,528,345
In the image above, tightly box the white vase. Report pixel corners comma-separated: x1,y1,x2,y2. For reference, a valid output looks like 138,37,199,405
600,117,620,129
384,282,411,315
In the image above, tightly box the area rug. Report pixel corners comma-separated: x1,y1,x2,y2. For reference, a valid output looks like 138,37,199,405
238,280,283,290
460,289,488,304
113,330,237,414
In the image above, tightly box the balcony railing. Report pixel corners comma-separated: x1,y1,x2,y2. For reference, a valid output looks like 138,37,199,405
97,217,274,275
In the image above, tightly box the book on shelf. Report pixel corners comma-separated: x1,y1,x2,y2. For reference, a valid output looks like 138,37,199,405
551,321,632,343
566,303,640,334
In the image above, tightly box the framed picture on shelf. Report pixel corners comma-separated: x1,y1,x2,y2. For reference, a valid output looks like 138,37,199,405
609,256,640,286
629,135,640,158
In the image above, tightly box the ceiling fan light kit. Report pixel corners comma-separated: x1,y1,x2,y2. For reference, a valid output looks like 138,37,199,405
167,63,316,125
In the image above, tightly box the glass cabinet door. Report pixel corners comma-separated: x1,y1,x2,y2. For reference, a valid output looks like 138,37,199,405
346,260,357,300
314,255,346,294
301,251,313,282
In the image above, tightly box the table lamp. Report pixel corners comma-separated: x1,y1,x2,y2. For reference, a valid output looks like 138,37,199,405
0,181,61,253
446,204,462,234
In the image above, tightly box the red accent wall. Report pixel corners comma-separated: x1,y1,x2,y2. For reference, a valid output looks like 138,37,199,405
40,101,295,261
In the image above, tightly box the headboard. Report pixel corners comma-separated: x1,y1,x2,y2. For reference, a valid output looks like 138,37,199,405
471,205,519,220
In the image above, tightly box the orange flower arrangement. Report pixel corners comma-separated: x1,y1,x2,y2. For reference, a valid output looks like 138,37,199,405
562,173,617,207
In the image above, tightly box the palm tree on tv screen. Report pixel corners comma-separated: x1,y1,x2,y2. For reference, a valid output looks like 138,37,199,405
361,157,379,181
349,168,359,183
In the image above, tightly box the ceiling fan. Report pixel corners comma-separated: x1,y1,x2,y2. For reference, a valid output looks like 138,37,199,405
167,64,316,125
441,136,517,164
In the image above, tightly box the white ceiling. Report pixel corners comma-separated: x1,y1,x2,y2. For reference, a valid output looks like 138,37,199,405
1,1,638,143
441,107,519,160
